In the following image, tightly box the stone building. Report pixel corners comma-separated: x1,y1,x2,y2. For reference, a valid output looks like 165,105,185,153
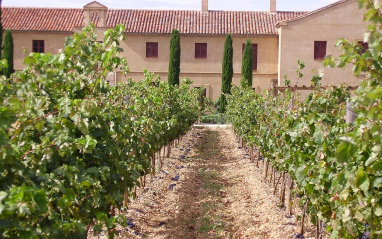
2,0,368,99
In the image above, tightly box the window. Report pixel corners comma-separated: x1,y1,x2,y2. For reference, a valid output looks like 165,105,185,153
242,43,258,70
146,42,158,57
32,40,44,53
195,43,207,58
357,41,368,54
194,87,207,97
314,41,327,60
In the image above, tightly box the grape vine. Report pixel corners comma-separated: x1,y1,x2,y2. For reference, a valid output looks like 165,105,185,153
0,24,202,238
226,1,382,238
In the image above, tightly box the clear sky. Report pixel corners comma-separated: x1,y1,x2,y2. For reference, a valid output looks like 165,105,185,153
2,0,339,11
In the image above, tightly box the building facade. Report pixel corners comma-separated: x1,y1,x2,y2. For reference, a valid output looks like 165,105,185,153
2,0,368,99
277,0,367,90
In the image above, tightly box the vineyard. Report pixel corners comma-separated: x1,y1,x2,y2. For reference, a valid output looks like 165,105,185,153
0,1,381,238
0,25,202,238
225,1,382,236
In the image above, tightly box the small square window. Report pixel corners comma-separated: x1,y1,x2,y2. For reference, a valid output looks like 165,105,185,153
314,41,327,60
194,87,207,97
146,42,158,57
195,43,207,58
357,41,368,54
33,40,44,53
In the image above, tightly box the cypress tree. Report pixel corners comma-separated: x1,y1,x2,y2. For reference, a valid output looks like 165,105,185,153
241,39,253,87
3,30,14,78
220,34,233,113
168,29,181,86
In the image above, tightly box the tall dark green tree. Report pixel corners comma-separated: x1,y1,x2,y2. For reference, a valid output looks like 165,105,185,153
241,39,253,87
168,29,181,86
2,30,14,78
220,34,233,113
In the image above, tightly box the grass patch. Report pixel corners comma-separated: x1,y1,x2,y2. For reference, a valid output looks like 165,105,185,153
200,113,226,124
194,130,234,238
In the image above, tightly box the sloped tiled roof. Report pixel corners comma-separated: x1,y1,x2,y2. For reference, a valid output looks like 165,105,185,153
2,6,306,35
277,0,349,26
107,10,306,36
2,7,84,32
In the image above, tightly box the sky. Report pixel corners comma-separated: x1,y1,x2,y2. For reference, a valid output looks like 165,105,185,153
2,0,340,12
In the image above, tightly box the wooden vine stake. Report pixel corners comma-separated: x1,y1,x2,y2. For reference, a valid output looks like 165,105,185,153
123,189,130,206
280,172,286,205
274,172,283,195
256,149,260,168
263,158,269,179
300,201,309,237
150,152,156,181
269,166,273,183
316,220,324,239
285,174,294,216
346,98,356,124
167,142,171,158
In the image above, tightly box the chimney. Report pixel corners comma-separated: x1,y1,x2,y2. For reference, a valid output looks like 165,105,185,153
270,0,276,13
202,0,208,12
83,1,108,27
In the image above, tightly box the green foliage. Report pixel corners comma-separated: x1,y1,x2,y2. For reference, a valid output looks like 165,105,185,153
220,34,233,113
283,75,291,87
227,1,382,237
0,24,201,238
200,113,226,124
2,30,14,78
168,29,181,86
241,39,253,87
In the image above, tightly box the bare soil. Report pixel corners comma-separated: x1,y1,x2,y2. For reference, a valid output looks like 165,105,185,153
90,126,322,239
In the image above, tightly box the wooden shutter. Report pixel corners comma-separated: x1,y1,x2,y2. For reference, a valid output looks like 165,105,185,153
146,42,158,57
358,41,368,54
195,43,207,58
314,41,327,60
252,44,258,71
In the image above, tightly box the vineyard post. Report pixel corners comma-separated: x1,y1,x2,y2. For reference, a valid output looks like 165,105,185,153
300,201,309,237
256,149,260,168
269,166,273,183
285,174,294,216
167,143,171,158
280,172,286,206
346,98,356,123
263,158,269,179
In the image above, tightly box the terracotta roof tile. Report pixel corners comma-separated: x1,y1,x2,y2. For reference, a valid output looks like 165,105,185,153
3,7,84,32
2,6,306,35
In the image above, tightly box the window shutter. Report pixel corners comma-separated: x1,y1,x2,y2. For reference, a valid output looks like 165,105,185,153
314,41,319,59
195,43,207,58
146,43,151,57
314,41,327,60
321,42,327,59
202,44,207,58
146,42,158,57
252,44,258,71
153,43,158,57
358,41,368,54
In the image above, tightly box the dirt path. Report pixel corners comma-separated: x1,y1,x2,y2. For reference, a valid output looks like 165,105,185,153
94,127,318,238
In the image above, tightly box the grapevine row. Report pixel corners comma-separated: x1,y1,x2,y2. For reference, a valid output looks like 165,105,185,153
226,82,381,238
227,2,382,237
0,25,202,238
